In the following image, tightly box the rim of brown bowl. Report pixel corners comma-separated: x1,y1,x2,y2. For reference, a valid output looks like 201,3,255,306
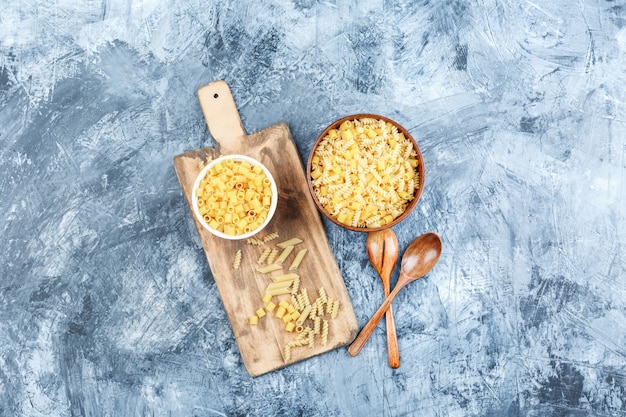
306,113,426,233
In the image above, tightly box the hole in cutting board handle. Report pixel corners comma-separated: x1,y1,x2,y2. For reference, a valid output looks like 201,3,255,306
197,80,247,144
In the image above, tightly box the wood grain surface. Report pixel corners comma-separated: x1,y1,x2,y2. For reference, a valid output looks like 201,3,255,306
173,81,358,376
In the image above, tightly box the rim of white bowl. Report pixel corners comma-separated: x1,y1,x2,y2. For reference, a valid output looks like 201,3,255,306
191,154,278,240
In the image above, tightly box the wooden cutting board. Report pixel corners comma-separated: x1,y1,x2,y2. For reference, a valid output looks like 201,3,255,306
173,80,358,377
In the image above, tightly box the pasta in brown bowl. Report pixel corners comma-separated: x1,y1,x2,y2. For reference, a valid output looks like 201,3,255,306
306,114,425,232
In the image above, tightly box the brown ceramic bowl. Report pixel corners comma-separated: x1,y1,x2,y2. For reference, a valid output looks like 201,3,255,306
306,113,425,232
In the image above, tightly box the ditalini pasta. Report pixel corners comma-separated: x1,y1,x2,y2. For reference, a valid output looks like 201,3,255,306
310,117,420,228
195,159,274,236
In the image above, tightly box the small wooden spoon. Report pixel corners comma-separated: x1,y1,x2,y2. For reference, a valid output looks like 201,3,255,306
367,229,400,368
349,232,442,357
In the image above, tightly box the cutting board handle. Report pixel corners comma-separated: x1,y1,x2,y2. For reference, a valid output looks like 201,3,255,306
197,80,247,146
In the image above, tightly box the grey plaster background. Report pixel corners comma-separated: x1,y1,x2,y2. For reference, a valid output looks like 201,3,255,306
1,0,626,416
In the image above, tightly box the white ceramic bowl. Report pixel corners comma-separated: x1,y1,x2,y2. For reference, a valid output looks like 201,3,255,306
191,154,278,240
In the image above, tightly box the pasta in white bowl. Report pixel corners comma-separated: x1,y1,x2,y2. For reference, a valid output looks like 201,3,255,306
192,154,278,240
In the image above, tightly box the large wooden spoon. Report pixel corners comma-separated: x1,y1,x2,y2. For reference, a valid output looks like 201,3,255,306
367,229,400,368
349,232,442,357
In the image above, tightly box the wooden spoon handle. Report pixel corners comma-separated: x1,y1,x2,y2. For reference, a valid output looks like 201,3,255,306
348,283,403,357
380,231,400,368
385,303,400,368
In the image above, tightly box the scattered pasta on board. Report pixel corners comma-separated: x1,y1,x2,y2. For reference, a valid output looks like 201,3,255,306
240,234,342,362
232,250,242,270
